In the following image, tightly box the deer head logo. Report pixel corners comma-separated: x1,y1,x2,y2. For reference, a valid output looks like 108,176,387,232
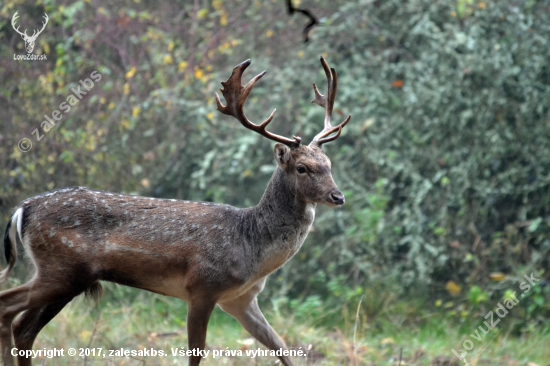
11,11,49,54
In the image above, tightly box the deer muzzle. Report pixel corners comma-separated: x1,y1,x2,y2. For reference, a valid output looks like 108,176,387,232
329,188,345,206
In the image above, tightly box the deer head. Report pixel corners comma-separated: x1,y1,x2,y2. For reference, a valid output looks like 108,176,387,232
11,11,49,54
215,57,351,207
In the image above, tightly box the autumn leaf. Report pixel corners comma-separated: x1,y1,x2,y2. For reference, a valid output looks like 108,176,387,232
446,281,462,296
194,68,204,80
117,16,130,27
163,55,173,65
391,80,404,88
125,67,136,79
489,272,506,282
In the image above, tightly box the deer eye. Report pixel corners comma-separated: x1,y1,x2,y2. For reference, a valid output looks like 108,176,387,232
296,166,307,174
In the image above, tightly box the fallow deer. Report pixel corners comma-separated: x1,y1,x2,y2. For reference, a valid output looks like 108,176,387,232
0,57,351,366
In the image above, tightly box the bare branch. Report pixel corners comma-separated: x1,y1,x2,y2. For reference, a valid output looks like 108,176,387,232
286,0,319,42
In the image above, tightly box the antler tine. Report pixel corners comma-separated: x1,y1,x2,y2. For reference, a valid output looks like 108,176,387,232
311,56,334,127
310,56,352,147
37,13,49,34
215,60,301,148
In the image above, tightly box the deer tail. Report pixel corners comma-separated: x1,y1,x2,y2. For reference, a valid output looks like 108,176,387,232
0,207,23,284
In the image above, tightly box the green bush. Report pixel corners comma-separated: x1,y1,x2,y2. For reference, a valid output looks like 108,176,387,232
2,0,549,324
259,0,550,322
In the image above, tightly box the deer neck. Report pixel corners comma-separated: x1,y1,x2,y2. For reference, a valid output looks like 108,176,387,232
257,167,315,224
237,167,315,277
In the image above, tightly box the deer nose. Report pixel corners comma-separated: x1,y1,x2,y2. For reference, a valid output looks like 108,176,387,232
330,189,345,205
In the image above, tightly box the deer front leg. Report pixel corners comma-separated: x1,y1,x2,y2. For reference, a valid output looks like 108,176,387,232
186,297,217,366
219,291,294,366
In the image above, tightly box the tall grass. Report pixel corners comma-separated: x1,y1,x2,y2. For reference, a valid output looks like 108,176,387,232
0,282,539,365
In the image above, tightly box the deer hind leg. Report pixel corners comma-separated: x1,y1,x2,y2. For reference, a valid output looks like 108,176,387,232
13,298,73,366
219,294,294,366
0,283,35,366
0,279,81,366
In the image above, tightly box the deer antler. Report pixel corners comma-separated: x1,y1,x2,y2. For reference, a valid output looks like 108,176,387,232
309,56,351,147
215,59,302,148
11,11,27,38
31,13,49,39
11,11,48,39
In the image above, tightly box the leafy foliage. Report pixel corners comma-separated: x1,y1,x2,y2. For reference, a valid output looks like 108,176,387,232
1,0,549,326
272,0,550,322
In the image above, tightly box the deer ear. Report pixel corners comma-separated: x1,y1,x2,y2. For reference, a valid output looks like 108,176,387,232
274,143,291,168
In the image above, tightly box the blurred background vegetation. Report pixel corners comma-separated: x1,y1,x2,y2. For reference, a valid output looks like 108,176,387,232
1,0,550,364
